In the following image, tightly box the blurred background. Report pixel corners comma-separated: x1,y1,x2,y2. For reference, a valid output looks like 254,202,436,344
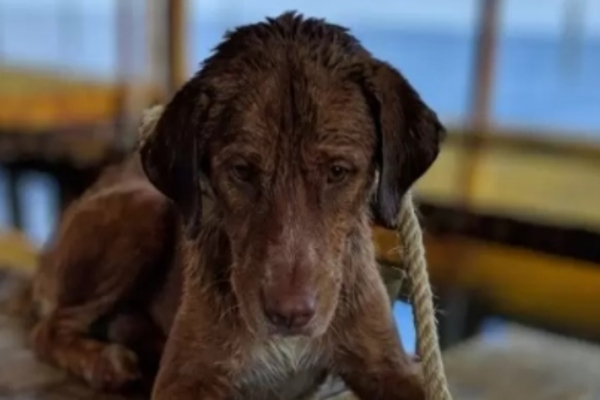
0,0,599,398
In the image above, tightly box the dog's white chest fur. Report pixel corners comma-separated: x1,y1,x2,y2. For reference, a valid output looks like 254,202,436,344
235,337,327,400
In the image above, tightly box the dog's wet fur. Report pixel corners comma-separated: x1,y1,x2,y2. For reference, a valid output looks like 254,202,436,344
30,12,445,400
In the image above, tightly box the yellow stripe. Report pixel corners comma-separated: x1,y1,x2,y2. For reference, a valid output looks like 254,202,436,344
0,230,38,275
0,68,160,131
374,226,600,336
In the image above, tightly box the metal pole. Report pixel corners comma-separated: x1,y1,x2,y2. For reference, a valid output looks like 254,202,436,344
114,0,138,148
469,0,500,135
147,0,169,101
166,0,187,94
460,0,501,203
439,0,501,345
147,0,187,101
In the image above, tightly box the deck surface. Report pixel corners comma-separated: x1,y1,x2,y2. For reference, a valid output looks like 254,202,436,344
444,324,600,399
0,271,142,400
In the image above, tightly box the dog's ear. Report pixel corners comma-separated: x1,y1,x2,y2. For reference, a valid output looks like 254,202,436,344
139,79,212,238
361,61,445,229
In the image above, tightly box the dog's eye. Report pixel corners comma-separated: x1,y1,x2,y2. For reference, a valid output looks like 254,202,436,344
230,162,253,183
327,164,351,184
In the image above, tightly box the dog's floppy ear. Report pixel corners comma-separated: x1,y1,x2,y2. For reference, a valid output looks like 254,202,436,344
139,79,212,238
362,61,445,229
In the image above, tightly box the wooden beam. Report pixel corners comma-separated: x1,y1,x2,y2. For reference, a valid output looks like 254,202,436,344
166,0,188,94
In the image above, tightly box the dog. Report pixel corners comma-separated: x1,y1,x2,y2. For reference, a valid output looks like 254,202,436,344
29,12,445,400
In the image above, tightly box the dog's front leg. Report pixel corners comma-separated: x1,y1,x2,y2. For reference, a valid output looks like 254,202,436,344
331,279,425,400
152,375,232,400
150,293,241,400
151,342,236,399
151,323,237,399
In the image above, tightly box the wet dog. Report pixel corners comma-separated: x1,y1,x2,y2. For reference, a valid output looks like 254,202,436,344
30,12,445,400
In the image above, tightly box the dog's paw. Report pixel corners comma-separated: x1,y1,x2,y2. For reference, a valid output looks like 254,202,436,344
86,344,141,391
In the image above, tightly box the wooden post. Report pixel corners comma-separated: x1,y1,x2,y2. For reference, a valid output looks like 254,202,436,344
460,0,501,203
114,0,141,149
469,0,500,135
147,0,187,101
166,0,188,94
147,0,168,101
439,0,501,346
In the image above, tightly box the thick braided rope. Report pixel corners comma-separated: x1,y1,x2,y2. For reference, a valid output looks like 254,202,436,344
398,193,453,400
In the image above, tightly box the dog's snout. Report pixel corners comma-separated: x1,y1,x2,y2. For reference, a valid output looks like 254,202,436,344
262,290,316,332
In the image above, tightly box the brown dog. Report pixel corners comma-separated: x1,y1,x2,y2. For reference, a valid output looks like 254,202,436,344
30,12,445,400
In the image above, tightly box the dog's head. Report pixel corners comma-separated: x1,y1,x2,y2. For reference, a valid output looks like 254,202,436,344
140,12,445,337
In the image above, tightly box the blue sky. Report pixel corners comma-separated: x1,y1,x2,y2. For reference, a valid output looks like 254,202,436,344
2,0,600,36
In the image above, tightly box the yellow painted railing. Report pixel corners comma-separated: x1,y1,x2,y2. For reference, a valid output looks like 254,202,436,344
415,134,600,230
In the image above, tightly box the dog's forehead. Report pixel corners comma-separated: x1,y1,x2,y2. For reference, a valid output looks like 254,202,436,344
202,15,378,162
226,62,374,148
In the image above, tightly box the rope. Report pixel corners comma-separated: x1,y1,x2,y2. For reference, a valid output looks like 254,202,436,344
398,193,453,400
137,104,165,149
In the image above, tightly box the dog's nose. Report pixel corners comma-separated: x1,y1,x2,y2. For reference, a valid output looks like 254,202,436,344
262,292,316,331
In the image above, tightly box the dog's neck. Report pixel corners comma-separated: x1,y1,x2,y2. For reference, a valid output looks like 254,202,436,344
182,214,234,295
337,216,386,315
